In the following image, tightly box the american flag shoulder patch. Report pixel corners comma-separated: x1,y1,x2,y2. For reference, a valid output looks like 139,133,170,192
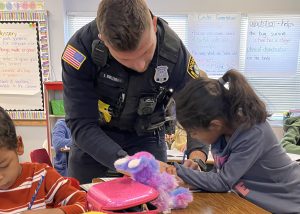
62,45,86,70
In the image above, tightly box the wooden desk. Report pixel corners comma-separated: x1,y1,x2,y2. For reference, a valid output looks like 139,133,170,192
172,192,270,214
82,182,270,214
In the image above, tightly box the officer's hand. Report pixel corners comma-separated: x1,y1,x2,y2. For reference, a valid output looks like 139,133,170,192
165,165,177,175
158,161,178,175
158,161,171,173
183,159,201,171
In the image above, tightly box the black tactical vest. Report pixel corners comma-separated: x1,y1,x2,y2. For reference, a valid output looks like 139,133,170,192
94,18,181,135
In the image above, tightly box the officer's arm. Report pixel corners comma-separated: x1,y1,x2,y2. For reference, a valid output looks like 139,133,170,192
62,44,127,170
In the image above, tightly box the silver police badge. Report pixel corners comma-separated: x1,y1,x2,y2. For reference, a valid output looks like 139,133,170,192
154,65,169,84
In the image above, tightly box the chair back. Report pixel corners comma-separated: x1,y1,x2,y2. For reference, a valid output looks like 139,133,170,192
30,148,53,167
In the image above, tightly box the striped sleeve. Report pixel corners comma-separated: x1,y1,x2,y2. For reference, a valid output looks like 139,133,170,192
44,167,87,213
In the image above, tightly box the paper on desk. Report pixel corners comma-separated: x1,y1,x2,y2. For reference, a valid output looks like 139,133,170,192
167,149,184,157
287,153,300,162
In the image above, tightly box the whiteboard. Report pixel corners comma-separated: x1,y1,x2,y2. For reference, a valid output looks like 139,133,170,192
245,15,300,76
188,13,241,77
0,22,43,110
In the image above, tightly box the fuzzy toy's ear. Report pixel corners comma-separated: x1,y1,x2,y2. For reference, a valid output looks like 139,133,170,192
114,156,133,176
128,159,141,169
114,156,130,169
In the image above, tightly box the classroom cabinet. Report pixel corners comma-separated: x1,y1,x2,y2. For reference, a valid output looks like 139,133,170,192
44,81,64,159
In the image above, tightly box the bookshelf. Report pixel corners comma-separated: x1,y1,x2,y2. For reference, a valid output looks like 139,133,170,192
44,81,64,159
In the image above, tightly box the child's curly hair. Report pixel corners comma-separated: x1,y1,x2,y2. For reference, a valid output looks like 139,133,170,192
0,106,17,150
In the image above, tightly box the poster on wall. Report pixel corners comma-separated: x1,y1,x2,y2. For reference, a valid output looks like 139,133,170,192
0,22,41,96
0,11,50,119
188,13,241,77
245,15,300,76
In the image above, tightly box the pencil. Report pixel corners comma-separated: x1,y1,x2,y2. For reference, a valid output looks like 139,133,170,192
28,175,45,210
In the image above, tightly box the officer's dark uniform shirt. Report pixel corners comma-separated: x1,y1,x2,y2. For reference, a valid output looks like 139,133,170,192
62,18,208,183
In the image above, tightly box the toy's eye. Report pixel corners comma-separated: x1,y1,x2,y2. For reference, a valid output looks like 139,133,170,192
128,159,141,168
114,157,129,166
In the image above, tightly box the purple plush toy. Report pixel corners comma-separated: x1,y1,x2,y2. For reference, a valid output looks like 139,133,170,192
114,151,193,213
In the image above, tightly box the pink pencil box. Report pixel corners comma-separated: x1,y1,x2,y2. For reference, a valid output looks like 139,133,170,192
87,177,159,213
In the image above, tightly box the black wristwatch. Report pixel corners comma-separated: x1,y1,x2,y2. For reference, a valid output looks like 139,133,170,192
192,158,207,171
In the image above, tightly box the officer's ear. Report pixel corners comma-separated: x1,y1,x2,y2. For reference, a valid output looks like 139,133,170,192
152,16,158,33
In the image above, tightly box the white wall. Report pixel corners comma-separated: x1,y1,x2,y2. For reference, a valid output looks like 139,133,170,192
17,126,47,162
47,0,300,82
20,0,298,161
45,0,67,81
67,0,300,13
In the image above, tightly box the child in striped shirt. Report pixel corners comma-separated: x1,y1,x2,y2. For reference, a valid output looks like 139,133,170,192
0,106,87,214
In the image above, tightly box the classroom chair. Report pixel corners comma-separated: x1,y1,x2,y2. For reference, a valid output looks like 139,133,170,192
30,148,53,167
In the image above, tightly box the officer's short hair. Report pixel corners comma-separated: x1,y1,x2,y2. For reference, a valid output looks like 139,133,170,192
96,0,151,51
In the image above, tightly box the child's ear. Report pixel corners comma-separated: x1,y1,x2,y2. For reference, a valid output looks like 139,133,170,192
208,120,223,132
16,136,24,155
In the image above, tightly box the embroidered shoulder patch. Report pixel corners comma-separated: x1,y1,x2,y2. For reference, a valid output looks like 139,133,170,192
62,45,86,70
187,56,201,79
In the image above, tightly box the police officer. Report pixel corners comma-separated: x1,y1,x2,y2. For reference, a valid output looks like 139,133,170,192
62,0,208,184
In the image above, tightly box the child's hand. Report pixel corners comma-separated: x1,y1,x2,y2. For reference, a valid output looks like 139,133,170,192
183,159,201,171
175,175,197,189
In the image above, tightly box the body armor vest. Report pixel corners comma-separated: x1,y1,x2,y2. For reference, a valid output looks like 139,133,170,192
94,18,181,135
